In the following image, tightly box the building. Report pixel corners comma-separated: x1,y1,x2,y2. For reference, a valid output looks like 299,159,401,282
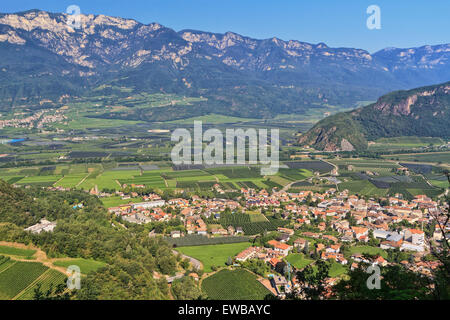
268,240,292,256
403,229,425,245
236,247,259,262
24,219,57,234
170,230,181,238
132,200,166,209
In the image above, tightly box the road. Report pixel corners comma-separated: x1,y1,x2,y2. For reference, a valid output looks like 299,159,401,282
172,249,203,270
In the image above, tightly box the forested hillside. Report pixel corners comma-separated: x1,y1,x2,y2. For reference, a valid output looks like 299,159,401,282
0,180,196,299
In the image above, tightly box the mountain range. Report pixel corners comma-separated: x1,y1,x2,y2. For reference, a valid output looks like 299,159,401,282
298,81,450,151
0,9,449,119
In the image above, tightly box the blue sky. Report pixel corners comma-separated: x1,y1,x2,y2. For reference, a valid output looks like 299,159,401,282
1,0,449,52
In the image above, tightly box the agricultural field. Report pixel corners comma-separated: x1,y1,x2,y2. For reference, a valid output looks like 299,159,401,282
166,235,250,247
202,269,272,300
338,180,388,197
55,173,88,188
0,261,48,300
15,175,62,187
0,159,315,194
79,169,141,191
16,269,67,300
382,151,450,163
284,160,334,173
368,137,445,151
214,213,288,235
100,196,144,208
286,253,313,270
175,242,251,272
347,245,388,259
248,211,269,223
0,256,15,274
53,258,107,275
166,113,259,124
0,246,36,259
277,168,313,181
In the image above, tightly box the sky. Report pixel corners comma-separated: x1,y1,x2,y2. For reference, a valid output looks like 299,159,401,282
1,0,449,53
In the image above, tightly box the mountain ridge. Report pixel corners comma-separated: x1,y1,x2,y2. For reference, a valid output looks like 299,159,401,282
0,9,449,119
298,81,450,151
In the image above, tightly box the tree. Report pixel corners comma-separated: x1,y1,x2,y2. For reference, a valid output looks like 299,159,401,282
303,241,309,256
171,276,204,300
333,264,431,300
33,283,71,300
293,260,330,300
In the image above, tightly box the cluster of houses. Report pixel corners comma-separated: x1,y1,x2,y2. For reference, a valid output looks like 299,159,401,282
108,197,168,224
105,186,447,259
142,186,445,296
0,109,66,129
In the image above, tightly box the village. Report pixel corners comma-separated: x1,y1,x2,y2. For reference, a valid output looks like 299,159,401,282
101,183,448,298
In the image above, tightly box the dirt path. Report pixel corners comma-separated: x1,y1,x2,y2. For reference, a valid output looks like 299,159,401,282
75,173,90,188
0,241,67,274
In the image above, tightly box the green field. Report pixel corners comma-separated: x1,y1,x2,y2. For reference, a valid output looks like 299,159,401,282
202,269,272,300
176,242,252,272
348,245,388,259
0,259,15,274
327,262,348,278
338,180,388,197
55,173,88,188
0,246,36,258
311,261,347,278
286,253,313,270
382,151,450,163
53,258,107,274
100,196,144,208
0,261,48,299
369,137,445,151
15,175,62,187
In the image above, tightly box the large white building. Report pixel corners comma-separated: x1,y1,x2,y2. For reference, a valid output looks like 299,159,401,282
132,200,165,209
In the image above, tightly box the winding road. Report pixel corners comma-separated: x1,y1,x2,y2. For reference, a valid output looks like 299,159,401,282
172,249,203,270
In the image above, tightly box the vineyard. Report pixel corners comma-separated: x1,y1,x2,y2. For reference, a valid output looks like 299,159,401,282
205,167,261,179
202,269,272,300
215,213,289,235
16,269,67,300
0,256,13,273
166,235,250,247
285,160,334,173
0,261,48,299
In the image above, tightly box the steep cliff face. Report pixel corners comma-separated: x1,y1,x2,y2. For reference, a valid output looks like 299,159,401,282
0,9,449,117
299,82,450,151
